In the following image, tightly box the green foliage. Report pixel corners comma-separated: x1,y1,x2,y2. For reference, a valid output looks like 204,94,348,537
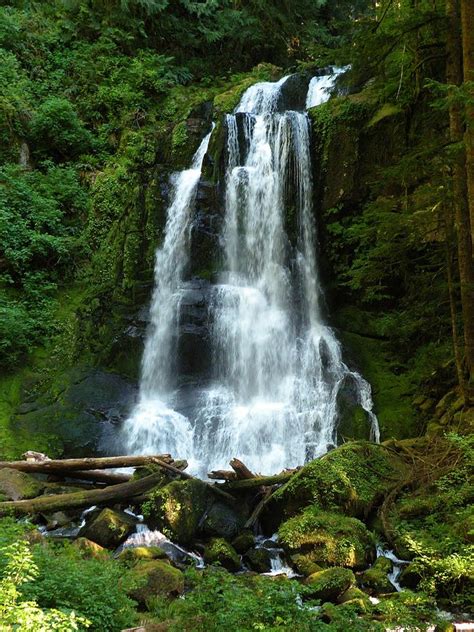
0,539,90,631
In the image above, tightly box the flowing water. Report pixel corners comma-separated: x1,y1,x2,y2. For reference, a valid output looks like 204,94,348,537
124,71,379,475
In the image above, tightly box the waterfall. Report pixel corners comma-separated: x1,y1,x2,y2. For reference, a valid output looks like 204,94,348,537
124,72,379,475
306,66,349,109
124,129,213,465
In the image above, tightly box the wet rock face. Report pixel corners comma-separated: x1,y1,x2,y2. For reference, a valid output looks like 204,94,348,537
276,73,311,111
176,279,213,384
15,368,137,457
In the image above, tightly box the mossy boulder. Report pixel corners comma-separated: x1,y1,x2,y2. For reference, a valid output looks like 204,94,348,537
290,553,323,577
231,531,255,554
203,537,240,572
279,508,374,570
79,508,138,549
269,442,404,525
359,556,394,593
142,478,211,546
72,537,108,559
243,548,272,573
128,560,184,605
338,586,371,605
202,501,246,541
0,468,45,500
305,567,356,602
117,546,168,564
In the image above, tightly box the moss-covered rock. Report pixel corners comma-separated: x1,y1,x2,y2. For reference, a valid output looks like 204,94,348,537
203,537,240,572
231,531,255,554
202,501,246,541
359,556,394,593
270,441,404,523
279,508,374,570
0,468,45,501
290,553,322,577
337,585,371,605
78,508,138,549
128,560,184,605
305,567,356,602
142,478,211,546
243,548,272,573
72,537,108,559
117,546,168,564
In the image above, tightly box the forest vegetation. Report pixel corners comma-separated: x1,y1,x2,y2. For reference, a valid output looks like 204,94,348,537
0,0,473,630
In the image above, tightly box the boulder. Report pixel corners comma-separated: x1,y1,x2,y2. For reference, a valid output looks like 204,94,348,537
202,501,246,541
337,586,371,605
305,567,356,602
143,478,210,546
203,538,240,572
243,548,272,573
128,560,184,606
0,468,45,501
359,556,394,593
268,442,406,527
290,553,322,577
279,508,374,570
78,508,138,549
117,546,168,564
72,537,108,559
231,531,256,554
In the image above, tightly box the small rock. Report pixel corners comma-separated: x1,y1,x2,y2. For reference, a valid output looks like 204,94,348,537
203,537,240,572
78,508,138,549
72,537,108,559
231,531,255,554
359,556,394,593
128,560,184,606
244,548,272,573
117,546,168,564
305,567,356,602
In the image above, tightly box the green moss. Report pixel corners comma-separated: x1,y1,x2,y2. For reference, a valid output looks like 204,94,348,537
272,441,405,519
359,556,394,593
129,559,184,605
142,478,210,545
279,508,374,570
117,546,168,564
367,103,402,128
305,567,356,602
203,537,240,572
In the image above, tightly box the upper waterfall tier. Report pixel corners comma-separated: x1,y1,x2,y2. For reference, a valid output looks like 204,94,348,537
123,71,379,476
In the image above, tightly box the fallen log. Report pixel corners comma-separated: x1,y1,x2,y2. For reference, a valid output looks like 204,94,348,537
222,471,293,490
0,470,170,516
52,470,131,485
0,454,173,474
229,458,255,479
208,470,238,481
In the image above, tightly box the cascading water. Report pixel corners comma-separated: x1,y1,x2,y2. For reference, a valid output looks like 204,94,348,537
124,71,379,475
193,74,378,474
124,129,213,466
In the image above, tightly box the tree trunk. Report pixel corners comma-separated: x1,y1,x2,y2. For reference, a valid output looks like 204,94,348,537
461,0,474,235
446,0,474,397
229,458,255,479
0,470,167,516
222,471,294,490
0,454,173,474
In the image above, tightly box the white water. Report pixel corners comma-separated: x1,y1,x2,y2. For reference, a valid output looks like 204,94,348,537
124,130,213,465
124,73,379,475
306,66,349,109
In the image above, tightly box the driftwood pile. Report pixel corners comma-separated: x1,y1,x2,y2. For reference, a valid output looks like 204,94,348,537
0,453,298,523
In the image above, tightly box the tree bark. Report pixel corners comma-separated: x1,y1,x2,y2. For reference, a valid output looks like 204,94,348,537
229,458,255,479
0,470,167,516
222,471,294,490
446,0,474,397
461,0,474,235
0,454,173,474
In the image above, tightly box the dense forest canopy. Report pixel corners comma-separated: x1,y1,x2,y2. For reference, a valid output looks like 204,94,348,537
0,0,473,629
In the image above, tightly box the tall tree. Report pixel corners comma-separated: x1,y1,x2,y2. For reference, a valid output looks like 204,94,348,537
446,0,474,399
460,0,474,236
